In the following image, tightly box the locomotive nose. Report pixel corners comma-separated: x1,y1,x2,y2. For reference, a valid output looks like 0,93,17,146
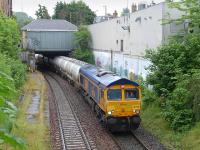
107,101,141,117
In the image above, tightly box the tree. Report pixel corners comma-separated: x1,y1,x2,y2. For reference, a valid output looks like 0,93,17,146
145,0,200,132
53,1,96,26
72,26,94,64
0,13,21,59
166,0,200,32
121,8,130,16
35,5,50,19
14,12,33,28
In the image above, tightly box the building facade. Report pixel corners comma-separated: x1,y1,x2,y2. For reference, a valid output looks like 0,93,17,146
88,2,186,79
0,0,12,16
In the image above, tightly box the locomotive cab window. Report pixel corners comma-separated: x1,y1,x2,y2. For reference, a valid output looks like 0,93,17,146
125,89,139,100
107,89,122,101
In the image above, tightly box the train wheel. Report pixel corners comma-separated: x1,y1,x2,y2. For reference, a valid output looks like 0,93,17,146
91,101,95,112
132,123,140,130
95,105,102,119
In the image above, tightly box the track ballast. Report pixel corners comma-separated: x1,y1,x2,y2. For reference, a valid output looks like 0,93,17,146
45,72,96,150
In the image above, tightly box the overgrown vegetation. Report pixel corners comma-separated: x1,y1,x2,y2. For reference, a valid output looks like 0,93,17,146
12,73,50,150
0,13,26,148
72,26,94,64
144,0,200,133
53,1,96,26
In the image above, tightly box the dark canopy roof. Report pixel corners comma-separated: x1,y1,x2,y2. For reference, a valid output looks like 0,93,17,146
21,19,77,31
80,65,139,89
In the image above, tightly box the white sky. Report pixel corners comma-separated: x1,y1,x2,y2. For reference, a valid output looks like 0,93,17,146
13,0,164,18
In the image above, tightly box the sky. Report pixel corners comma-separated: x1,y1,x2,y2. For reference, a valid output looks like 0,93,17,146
13,0,164,18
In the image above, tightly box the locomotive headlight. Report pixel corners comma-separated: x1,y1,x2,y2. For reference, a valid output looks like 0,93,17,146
133,109,140,114
108,110,114,115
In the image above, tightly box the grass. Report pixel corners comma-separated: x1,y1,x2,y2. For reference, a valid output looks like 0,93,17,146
181,122,200,150
141,103,193,150
4,72,50,150
141,104,184,149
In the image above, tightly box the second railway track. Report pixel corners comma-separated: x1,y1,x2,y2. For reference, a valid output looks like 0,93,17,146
45,72,96,150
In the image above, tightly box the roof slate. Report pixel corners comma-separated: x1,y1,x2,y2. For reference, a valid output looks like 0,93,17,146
21,19,77,31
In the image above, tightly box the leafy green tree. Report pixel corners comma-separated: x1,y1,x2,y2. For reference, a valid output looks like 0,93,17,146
0,13,26,88
53,1,96,26
0,13,20,59
72,26,94,64
145,0,200,132
35,4,51,19
14,12,33,28
75,25,91,49
167,0,200,32
146,32,200,132
146,41,183,96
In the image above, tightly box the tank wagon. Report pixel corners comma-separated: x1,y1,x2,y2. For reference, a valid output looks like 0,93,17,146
49,56,141,132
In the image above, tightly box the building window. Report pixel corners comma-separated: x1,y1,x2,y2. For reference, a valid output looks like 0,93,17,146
170,22,185,33
120,40,123,52
116,40,118,44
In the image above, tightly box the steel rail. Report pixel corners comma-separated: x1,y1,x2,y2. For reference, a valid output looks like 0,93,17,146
45,72,94,150
131,131,150,150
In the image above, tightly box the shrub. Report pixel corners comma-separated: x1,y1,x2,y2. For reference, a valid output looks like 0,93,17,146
145,32,200,132
142,89,157,108
0,13,20,59
0,13,26,148
72,48,94,64
170,109,194,132
72,26,94,64
0,54,26,148
8,58,26,89
163,88,193,132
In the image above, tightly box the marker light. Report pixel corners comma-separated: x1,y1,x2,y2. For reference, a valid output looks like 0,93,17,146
133,110,140,114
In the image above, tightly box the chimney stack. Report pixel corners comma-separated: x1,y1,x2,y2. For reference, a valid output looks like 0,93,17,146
113,10,118,18
131,3,137,13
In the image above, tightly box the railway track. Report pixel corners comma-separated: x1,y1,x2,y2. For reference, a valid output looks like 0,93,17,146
131,131,149,150
45,72,96,150
44,70,161,150
110,131,149,150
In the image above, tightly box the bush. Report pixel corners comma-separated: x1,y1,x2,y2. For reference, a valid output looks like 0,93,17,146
8,58,26,89
72,48,94,64
145,32,200,132
72,26,94,64
146,33,200,97
0,13,26,148
171,109,194,132
142,89,157,108
164,79,190,132
188,71,200,121
0,13,20,59
0,54,26,148
161,72,200,132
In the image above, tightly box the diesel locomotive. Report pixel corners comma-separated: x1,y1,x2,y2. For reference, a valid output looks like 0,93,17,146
49,56,141,132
